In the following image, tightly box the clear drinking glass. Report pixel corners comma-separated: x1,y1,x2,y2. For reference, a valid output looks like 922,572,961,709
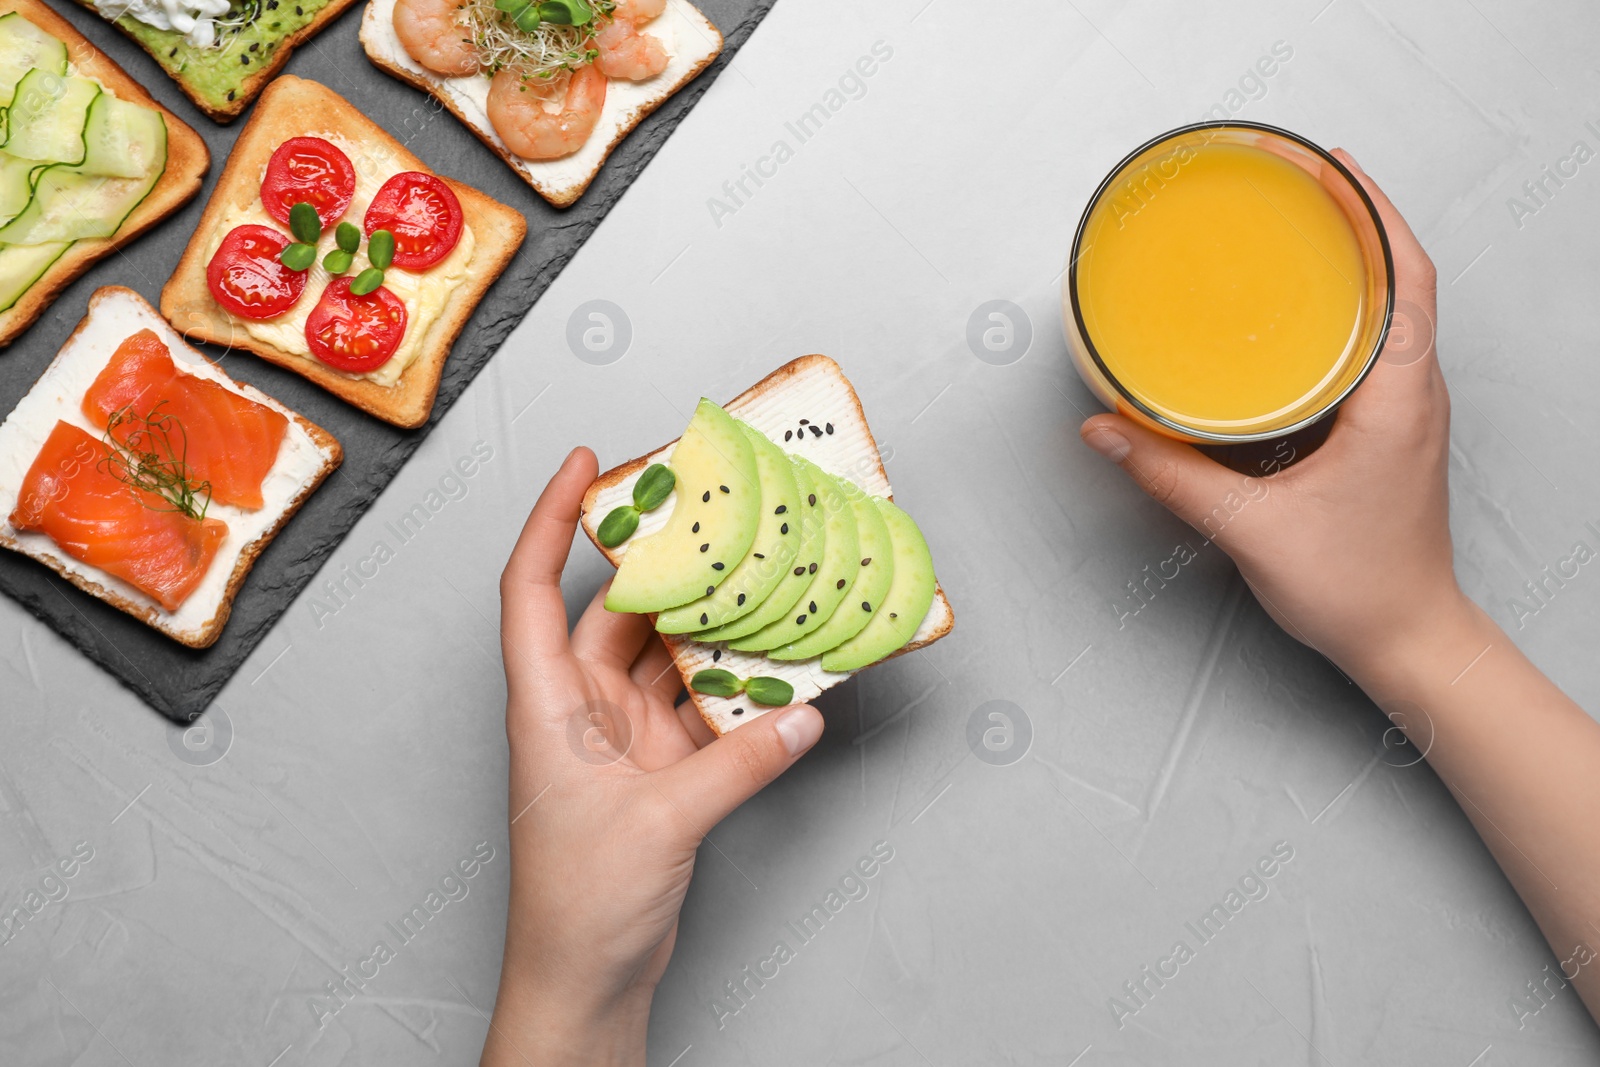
1063,121,1394,444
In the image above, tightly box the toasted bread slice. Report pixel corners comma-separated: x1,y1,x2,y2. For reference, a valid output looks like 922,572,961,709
0,0,209,348
0,286,342,648
360,0,722,207
160,75,527,429
580,356,955,736
71,0,362,121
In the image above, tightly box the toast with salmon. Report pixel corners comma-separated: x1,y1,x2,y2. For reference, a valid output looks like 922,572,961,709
580,356,954,736
0,0,208,348
160,76,526,428
0,287,341,648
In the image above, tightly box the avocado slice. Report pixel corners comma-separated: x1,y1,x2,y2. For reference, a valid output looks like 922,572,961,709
606,400,760,614
694,456,825,643
726,462,860,652
821,499,936,671
656,422,801,633
767,482,895,661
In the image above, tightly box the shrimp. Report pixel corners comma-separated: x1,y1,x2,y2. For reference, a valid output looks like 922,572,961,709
613,0,665,21
487,63,608,161
593,0,668,81
393,0,480,77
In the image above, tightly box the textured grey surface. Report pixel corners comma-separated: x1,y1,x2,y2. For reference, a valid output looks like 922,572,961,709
4,0,1600,1064
0,0,770,721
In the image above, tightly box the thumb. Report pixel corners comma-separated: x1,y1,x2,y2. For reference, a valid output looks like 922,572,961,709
650,705,823,837
1081,414,1245,544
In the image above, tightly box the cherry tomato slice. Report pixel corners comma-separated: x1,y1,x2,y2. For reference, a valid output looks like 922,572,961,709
304,277,408,373
206,224,307,320
363,172,463,270
261,137,356,230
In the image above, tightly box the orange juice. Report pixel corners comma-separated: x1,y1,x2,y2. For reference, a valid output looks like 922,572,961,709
1068,126,1391,440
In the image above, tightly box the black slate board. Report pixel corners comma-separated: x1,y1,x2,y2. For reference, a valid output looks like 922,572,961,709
0,0,774,722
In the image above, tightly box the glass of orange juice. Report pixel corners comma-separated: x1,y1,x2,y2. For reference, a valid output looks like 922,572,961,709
1064,122,1394,443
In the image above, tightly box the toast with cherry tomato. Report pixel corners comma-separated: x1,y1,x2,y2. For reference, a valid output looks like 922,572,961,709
0,0,209,348
159,76,527,428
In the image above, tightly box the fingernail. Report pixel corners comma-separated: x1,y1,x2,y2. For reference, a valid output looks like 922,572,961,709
773,705,823,757
1084,426,1132,462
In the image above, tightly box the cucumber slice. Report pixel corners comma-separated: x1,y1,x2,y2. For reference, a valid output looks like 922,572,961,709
0,240,69,312
0,152,39,224
0,102,166,244
2,71,99,164
79,95,165,179
0,13,67,108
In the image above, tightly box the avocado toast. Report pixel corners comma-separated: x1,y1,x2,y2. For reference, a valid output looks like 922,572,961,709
580,356,954,735
76,0,361,120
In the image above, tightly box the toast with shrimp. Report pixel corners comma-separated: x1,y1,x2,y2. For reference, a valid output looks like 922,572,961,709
579,356,954,737
159,76,526,429
0,287,341,648
71,0,363,121
360,0,722,207
0,0,209,348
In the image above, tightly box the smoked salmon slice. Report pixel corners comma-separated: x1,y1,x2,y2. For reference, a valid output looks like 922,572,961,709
10,421,229,613
82,329,288,510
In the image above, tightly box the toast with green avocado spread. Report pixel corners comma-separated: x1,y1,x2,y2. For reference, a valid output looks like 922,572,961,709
75,0,360,120
580,356,954,736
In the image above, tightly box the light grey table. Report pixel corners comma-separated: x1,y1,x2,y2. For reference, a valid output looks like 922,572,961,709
4,1,1599,1063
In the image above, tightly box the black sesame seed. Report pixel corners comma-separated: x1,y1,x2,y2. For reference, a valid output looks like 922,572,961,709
700,543,710,553
826,423,834,434
862,601,872,612
808,563,818,574
785,430,793,441
169,46,178,56
295,4,302,13
796,615,807,625
774,505,787,514
719,485,730,494
250,41,259,51
241,54,250,64
713,562,725,571
861,557,872,566
737,594,746,606
810,426,823,437
780,523,789,535
692,521,700,533
267,0,277,7
706,586,715,596
836,578,847,589
702,491,710,502
733,708,744,715
713,649,722,661
889,612,898,619
800,419,809,425
808,601,817,613
754,553,765,559
808,494,817,506
701,613,709,625
227,89,236,100
794,566,806,576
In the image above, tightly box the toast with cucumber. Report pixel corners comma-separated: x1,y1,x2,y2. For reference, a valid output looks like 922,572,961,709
580,356,954,736
0,0,207,347
75,0,363,121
